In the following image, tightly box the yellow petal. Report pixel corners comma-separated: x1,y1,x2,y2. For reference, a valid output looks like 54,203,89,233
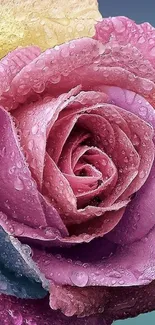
0,0,102,59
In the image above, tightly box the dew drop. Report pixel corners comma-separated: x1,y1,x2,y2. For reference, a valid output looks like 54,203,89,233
138,36,145,44
15,226,24,236
124,156,129,163
150,46,155,57
4,200,10,210
28,140,34,151
0,281,7,291
14,177,24,191
22,244,32,256
31,125,38,135
132,134,140,147
70,271,89,287
112,18,125,33
0,147,6,157
8,225,15,234
17,161,22,169
111,279,117,285
119,279,125,285
50,74,61,84
26,318,37,325
76,23,84,32
8,310,23,325
139,106,147,117
139,170,145,179
142,80,153,91
9,166,16,175
0,213,7,222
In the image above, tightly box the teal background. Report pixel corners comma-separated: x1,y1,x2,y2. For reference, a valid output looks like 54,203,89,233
98,0,155,324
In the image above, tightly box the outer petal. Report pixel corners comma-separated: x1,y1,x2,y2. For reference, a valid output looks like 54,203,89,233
0,294,108,325
0,104,68,238
2,38,155,110
33,225,155,291
0,105,46,228
99,86,155,244
94,16,155,70
32,226,155,316
0,46,41,100
0,226,47,298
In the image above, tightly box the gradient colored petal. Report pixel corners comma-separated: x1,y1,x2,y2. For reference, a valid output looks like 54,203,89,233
0,226,47,298
33,224,155,299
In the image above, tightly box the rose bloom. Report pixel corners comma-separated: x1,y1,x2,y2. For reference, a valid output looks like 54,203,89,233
1,8,155,325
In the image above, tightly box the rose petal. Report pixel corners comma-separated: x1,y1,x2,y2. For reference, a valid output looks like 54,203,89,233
0,225,47,298
43,152,124,226
13,86,81,188
50,283,109,317
59,90,109,119
3,38,155,110
0,46,41,101
73,147,117,208
94,16,155,71
0,294,106,325
47,114,78,164
101,126,140,206
100,86,155,244
33,225,155,289
43,153,77,219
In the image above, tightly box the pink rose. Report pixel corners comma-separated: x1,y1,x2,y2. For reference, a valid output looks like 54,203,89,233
0,16,155,325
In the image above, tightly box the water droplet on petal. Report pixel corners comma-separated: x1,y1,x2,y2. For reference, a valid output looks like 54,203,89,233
139,170,145,179
8,310,23,325
70,271,89,287
111,279,117,285
0,281,7,291
141,80,153,91
17,161,22,169
8,225,15,234
22,244,32,256
119,279,125,285
15,225,24,236
31,125,38,135
150,46,155,57
139,106,147,117
26,318,37,325
9,166,16,175
138,36,145,44
132,134,140,147
14,177,24,191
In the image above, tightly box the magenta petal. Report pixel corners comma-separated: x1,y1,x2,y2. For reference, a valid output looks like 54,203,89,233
0,295,106,325
50,283,110,317
33,225,155,288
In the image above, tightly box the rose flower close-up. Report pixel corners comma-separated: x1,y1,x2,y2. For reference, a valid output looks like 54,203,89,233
0,0,155,324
